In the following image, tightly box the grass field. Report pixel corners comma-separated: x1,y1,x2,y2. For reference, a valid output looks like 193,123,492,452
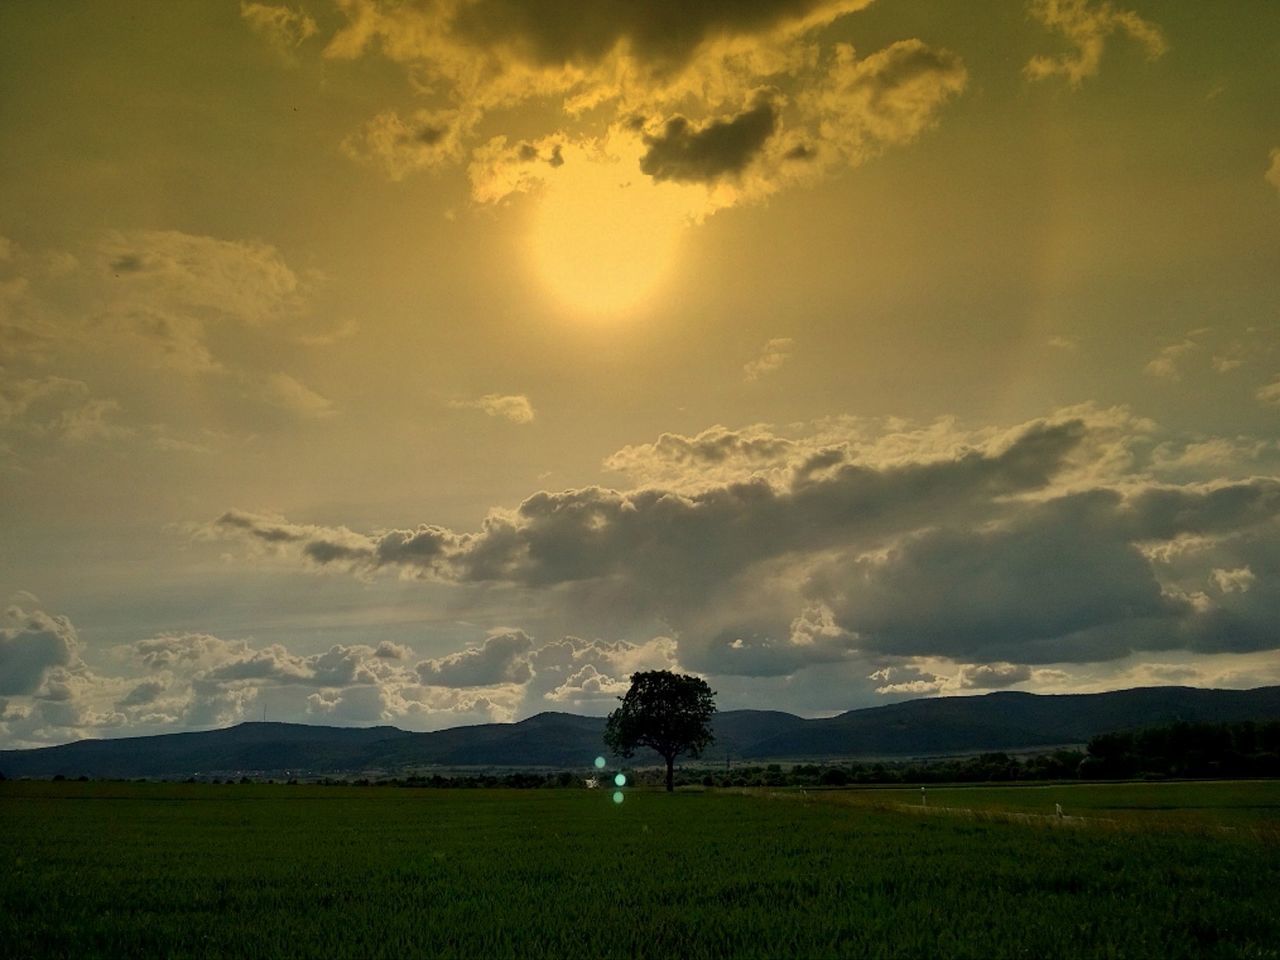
804,779,1280,833
3,780,1278,958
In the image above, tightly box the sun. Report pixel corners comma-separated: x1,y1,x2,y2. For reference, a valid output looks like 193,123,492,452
527,137,705,318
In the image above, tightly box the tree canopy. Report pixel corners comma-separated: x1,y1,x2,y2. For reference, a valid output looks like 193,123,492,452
604,670,716,792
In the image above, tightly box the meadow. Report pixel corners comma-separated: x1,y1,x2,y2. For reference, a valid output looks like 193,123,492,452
3,780,1278,959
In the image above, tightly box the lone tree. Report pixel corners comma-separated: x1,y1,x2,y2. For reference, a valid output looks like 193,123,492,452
604,670,716,793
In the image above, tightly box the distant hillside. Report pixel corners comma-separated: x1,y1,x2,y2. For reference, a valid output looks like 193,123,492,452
2,685,1278,779
739,686,1280,759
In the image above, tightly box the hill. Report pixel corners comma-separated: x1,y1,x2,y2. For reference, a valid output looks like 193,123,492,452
2,685,1278,779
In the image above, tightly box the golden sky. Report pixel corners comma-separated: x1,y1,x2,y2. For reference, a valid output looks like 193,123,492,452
1,0,1279,746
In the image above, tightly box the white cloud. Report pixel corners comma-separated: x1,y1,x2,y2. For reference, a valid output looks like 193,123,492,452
448,393,535,424
1144,339,1197,380
417,630,534,687
543,663,629,703
240,2,318,50
1025,0,1168,87
0,376,131,445
265,372,336,419
341,109,471,181
1257,377,1280,407
802,40,968,160
744,337,794,382
1211,567,1255,594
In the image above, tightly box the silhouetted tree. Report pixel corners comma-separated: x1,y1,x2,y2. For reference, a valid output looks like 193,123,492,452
604,670,716,792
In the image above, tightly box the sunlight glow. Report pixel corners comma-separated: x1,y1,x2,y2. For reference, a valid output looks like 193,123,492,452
527,135,705,318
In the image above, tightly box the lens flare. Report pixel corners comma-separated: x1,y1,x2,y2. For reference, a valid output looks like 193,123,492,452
614,773,627,787
593,756,606,769
612,790,624,804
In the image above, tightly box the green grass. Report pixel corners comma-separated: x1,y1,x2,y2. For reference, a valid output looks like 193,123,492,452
815,779,1280,832
3,780,1279,959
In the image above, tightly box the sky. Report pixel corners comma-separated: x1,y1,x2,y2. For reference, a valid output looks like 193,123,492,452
1,0,1278,748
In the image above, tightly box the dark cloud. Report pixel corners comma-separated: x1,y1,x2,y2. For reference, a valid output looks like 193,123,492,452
205,643,375,687
450,0,868,71
208,414,1280,676
216,509,305,543
0,608,77,696
415,125,448,146
958,663,1032,689
117,679,165,708
213,418,1086,596
109,254,146,273
640,97,778,183
1122,480,1280,541
825,491,1182,664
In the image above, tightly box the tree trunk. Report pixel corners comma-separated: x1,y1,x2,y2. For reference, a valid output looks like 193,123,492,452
665,755,674,792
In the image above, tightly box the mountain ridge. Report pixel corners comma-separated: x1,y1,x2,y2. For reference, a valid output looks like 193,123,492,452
3,685,1278,779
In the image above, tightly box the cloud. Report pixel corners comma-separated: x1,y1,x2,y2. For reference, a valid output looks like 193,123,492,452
0,376,131,445
204,643,376,687
1257,377,1280,407
1211,567,1255,594
87,230,313,377
958,662,1033,689
211,416,1089,593
448,393,535,423
743,337,794,382
265,372,336,419
0,231,351,457
262,0,970,218
467,134,571,205
100,231,304,328
640,95,779,184
543,663,629,703
801,40,967,162
306,684,390,722
296,318,360,348
0,607,78,696
205,408,1280,682
820,492,1184,664
117,680,166,708
240,2,318,50
341,109,470,181
870,659,1039,695
528,635,679,703
604,424,797,488
1144,339,1198,380
322,0,873,90
416,630,534,687
1025,0,1168,86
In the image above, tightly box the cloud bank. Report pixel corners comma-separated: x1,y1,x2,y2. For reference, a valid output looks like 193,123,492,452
206,406,1280,686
